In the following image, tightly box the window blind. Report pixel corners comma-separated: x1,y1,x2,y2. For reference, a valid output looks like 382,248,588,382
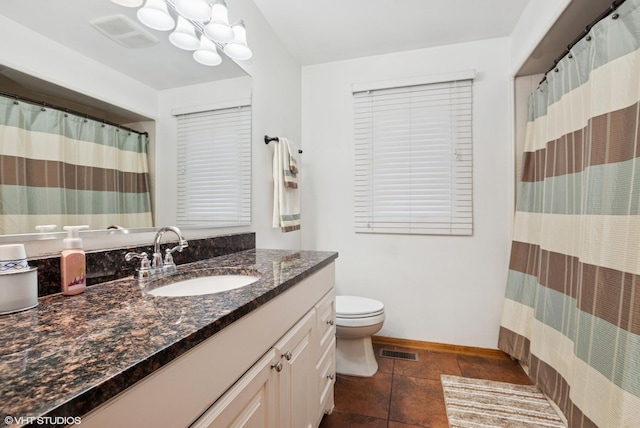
354,79,473,235
176,104,251,226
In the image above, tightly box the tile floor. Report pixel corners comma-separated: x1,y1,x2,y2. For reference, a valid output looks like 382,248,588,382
319,342,532,428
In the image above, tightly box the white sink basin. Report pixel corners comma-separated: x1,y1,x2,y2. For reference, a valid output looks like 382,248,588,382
148,274,260,297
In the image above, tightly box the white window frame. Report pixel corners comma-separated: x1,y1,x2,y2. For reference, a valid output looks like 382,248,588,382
353,72,474,236
174,101,251,227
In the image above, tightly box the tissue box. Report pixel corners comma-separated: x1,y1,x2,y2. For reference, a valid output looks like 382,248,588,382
0,267,38,314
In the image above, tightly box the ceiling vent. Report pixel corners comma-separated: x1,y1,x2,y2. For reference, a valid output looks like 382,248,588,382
90,14,159,49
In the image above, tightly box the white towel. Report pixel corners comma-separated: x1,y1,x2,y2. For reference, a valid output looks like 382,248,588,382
272,138,301,232
283,138,299,188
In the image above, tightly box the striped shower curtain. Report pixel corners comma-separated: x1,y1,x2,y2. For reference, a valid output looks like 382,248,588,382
0,95,152,234
499,1,640,427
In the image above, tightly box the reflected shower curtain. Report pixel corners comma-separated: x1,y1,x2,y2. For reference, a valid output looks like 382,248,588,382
0,95,152,234
499,1,640,427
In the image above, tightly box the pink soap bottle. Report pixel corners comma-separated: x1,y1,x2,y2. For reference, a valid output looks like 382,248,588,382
61,225,89,296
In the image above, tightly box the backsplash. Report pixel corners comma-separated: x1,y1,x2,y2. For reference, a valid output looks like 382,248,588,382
29,232,255,297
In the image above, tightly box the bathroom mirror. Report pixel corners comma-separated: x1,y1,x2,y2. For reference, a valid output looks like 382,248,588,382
0,0,249,90
0,0,251,240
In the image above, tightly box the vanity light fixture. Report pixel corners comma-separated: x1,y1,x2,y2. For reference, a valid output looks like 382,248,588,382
119,0,252,66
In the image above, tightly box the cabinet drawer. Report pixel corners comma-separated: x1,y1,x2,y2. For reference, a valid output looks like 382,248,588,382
315,289,335,356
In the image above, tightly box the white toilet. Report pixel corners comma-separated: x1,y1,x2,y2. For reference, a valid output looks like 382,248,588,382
335,295,385,377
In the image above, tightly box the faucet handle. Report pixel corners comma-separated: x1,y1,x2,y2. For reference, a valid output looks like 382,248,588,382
163,248,177,272
125,252,153,279
125,251,149,263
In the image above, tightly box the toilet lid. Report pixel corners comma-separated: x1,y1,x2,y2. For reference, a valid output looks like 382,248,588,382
336,296,384,318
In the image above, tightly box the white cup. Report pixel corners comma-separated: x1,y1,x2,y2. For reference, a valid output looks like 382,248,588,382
0,244,28,272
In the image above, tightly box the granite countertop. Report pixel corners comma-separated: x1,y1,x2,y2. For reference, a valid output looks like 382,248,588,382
0,249,338,426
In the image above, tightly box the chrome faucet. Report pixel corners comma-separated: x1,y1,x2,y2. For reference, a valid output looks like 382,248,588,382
152,226,189,273
125,226,188,280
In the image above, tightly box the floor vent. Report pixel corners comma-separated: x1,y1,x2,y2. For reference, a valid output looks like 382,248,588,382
379,349,419,361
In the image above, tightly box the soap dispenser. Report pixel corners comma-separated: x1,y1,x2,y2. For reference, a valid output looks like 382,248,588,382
61,225,89,295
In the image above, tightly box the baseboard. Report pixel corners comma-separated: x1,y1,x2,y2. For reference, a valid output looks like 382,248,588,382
372,335,509,359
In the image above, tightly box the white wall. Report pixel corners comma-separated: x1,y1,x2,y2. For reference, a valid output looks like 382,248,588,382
226,0,302,250
156,0,302,250
301,37,513,348
510,0,571,74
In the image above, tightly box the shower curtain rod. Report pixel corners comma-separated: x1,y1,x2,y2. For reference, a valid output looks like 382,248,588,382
540,0,626,84
0,90,148,137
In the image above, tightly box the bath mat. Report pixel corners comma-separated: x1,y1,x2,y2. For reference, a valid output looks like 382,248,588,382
441,375,566,427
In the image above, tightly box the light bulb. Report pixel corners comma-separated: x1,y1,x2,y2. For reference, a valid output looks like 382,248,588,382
169,16,200,50
137,0,175,31
110,0,144,6
204,0,234,42
175,0,211,21
193,36,222,66
223,21,252,60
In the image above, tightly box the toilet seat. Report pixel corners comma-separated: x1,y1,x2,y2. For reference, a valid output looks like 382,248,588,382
335,296,385,326
336,295,384,318
335,313,385,328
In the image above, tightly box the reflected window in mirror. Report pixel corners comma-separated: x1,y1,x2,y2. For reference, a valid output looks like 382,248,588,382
0,94,152,235
175,102,251,227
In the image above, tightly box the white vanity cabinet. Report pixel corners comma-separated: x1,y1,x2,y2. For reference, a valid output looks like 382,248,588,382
193,292,334,428
80,262,336,428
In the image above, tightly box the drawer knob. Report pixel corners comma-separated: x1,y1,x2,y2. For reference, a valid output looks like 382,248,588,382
271,361,283,372
326,373,335,380
326,319,334,326
283,351,293,361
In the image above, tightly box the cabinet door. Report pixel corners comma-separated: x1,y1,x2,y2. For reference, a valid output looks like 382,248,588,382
275,310,316,428
316,336,336,417
191,349,279,428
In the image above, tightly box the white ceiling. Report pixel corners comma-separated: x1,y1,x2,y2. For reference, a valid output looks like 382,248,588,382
0,0,532,91
252,0,531,65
